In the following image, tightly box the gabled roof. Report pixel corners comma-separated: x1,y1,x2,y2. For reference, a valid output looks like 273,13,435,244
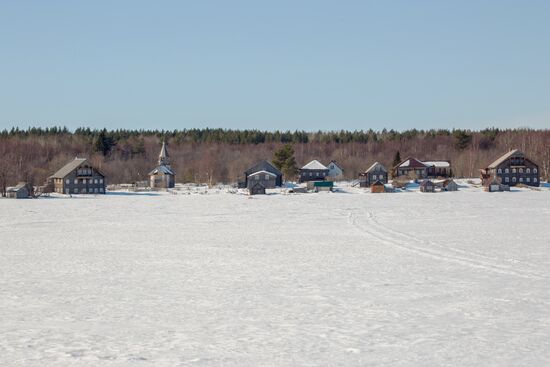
423,161,450,168
148,165,175,176
51,158,102,179
245,160,282,177
397,157,428,169
371,180,385,186
365,162,387,173
328,160,343,169
301,160,328,170
488,149,522,169
248,170,277,177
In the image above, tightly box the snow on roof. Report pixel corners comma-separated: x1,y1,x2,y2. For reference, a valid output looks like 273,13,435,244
301,160,328,170
148,165,175,176
365,162,387,173
423,161,450,168
248,170,277,177
488,149,522,169
51,158,90,178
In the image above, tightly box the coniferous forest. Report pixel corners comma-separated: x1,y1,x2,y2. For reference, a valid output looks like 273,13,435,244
0,127,548,187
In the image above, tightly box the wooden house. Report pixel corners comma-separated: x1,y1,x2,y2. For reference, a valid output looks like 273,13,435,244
249,182,266,195
6,182,33,198
419,180,436,192
395,158,451,179
299,160,329,183
480,149,540,187
49,158,106,194
360,162,388,187
327,161,344,180
243,161,282,188
148,141,175,189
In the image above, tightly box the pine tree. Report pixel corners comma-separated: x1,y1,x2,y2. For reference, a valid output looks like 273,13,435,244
392,150,401,167
273,144,297,180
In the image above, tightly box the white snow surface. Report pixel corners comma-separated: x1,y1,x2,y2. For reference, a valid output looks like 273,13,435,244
2,187,550,366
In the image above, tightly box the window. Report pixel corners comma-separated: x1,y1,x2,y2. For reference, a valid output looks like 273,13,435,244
309,172,312,177
534,178,538,182
66,179,70,184
316,172,320,177
74,179,78,184
94,179,98,184
255,175,260,180
99,179,103,183
505,168,509,173
519,168,523,173
100,188,104,193
526,168,531,173
512,177,517,183
265,174,270,180
512,168,516,173
95,188,98,193
526,178,530,183
74,188,79,193
65,189,70,194
519,178,523,182
505,177,509,183
498,168,502,173
534,168,538,174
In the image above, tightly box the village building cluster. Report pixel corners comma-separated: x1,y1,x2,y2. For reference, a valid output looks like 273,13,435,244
1,147,543,198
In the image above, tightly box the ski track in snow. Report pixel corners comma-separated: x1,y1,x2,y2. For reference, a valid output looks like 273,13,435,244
347,210,547,280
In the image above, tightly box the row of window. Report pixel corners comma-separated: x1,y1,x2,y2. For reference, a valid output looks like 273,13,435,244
66,187,104,194
498,168,537,174
66,178,103,185
504,177,538,183
371,174,385,180
254,174,272,180
77,168,93,175
305,172,325,177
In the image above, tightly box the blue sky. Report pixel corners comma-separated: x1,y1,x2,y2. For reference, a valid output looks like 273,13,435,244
1,0,549,131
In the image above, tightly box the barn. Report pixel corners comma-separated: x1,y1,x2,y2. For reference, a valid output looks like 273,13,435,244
6,182,33,199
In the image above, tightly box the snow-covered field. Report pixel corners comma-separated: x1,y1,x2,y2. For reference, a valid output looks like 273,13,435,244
2,184,550,366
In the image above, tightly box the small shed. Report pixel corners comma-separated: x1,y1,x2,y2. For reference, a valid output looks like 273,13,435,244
6,182,33,199
419,180,435,192
484,177,510,192
370,180,386,193
443,179,458,191
306,180,334,192
249,182,266,195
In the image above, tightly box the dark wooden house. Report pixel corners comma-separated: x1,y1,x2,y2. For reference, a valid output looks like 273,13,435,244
299,160,329,183
6,182,33,198
360,162,388,187
480,149,540,187
148,141,175,189
242,161,282,189
49,158,106,195
395,158,451,179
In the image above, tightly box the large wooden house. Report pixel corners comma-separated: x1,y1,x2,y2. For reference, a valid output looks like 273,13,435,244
49,158,106,194
242,160,283,189
480,149,540,187
148,141,175,189
359,162,388,187
299,160,329,183
394,158,451,179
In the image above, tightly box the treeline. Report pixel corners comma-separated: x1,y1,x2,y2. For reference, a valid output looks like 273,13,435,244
0,127,548,188
0,126,502,145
